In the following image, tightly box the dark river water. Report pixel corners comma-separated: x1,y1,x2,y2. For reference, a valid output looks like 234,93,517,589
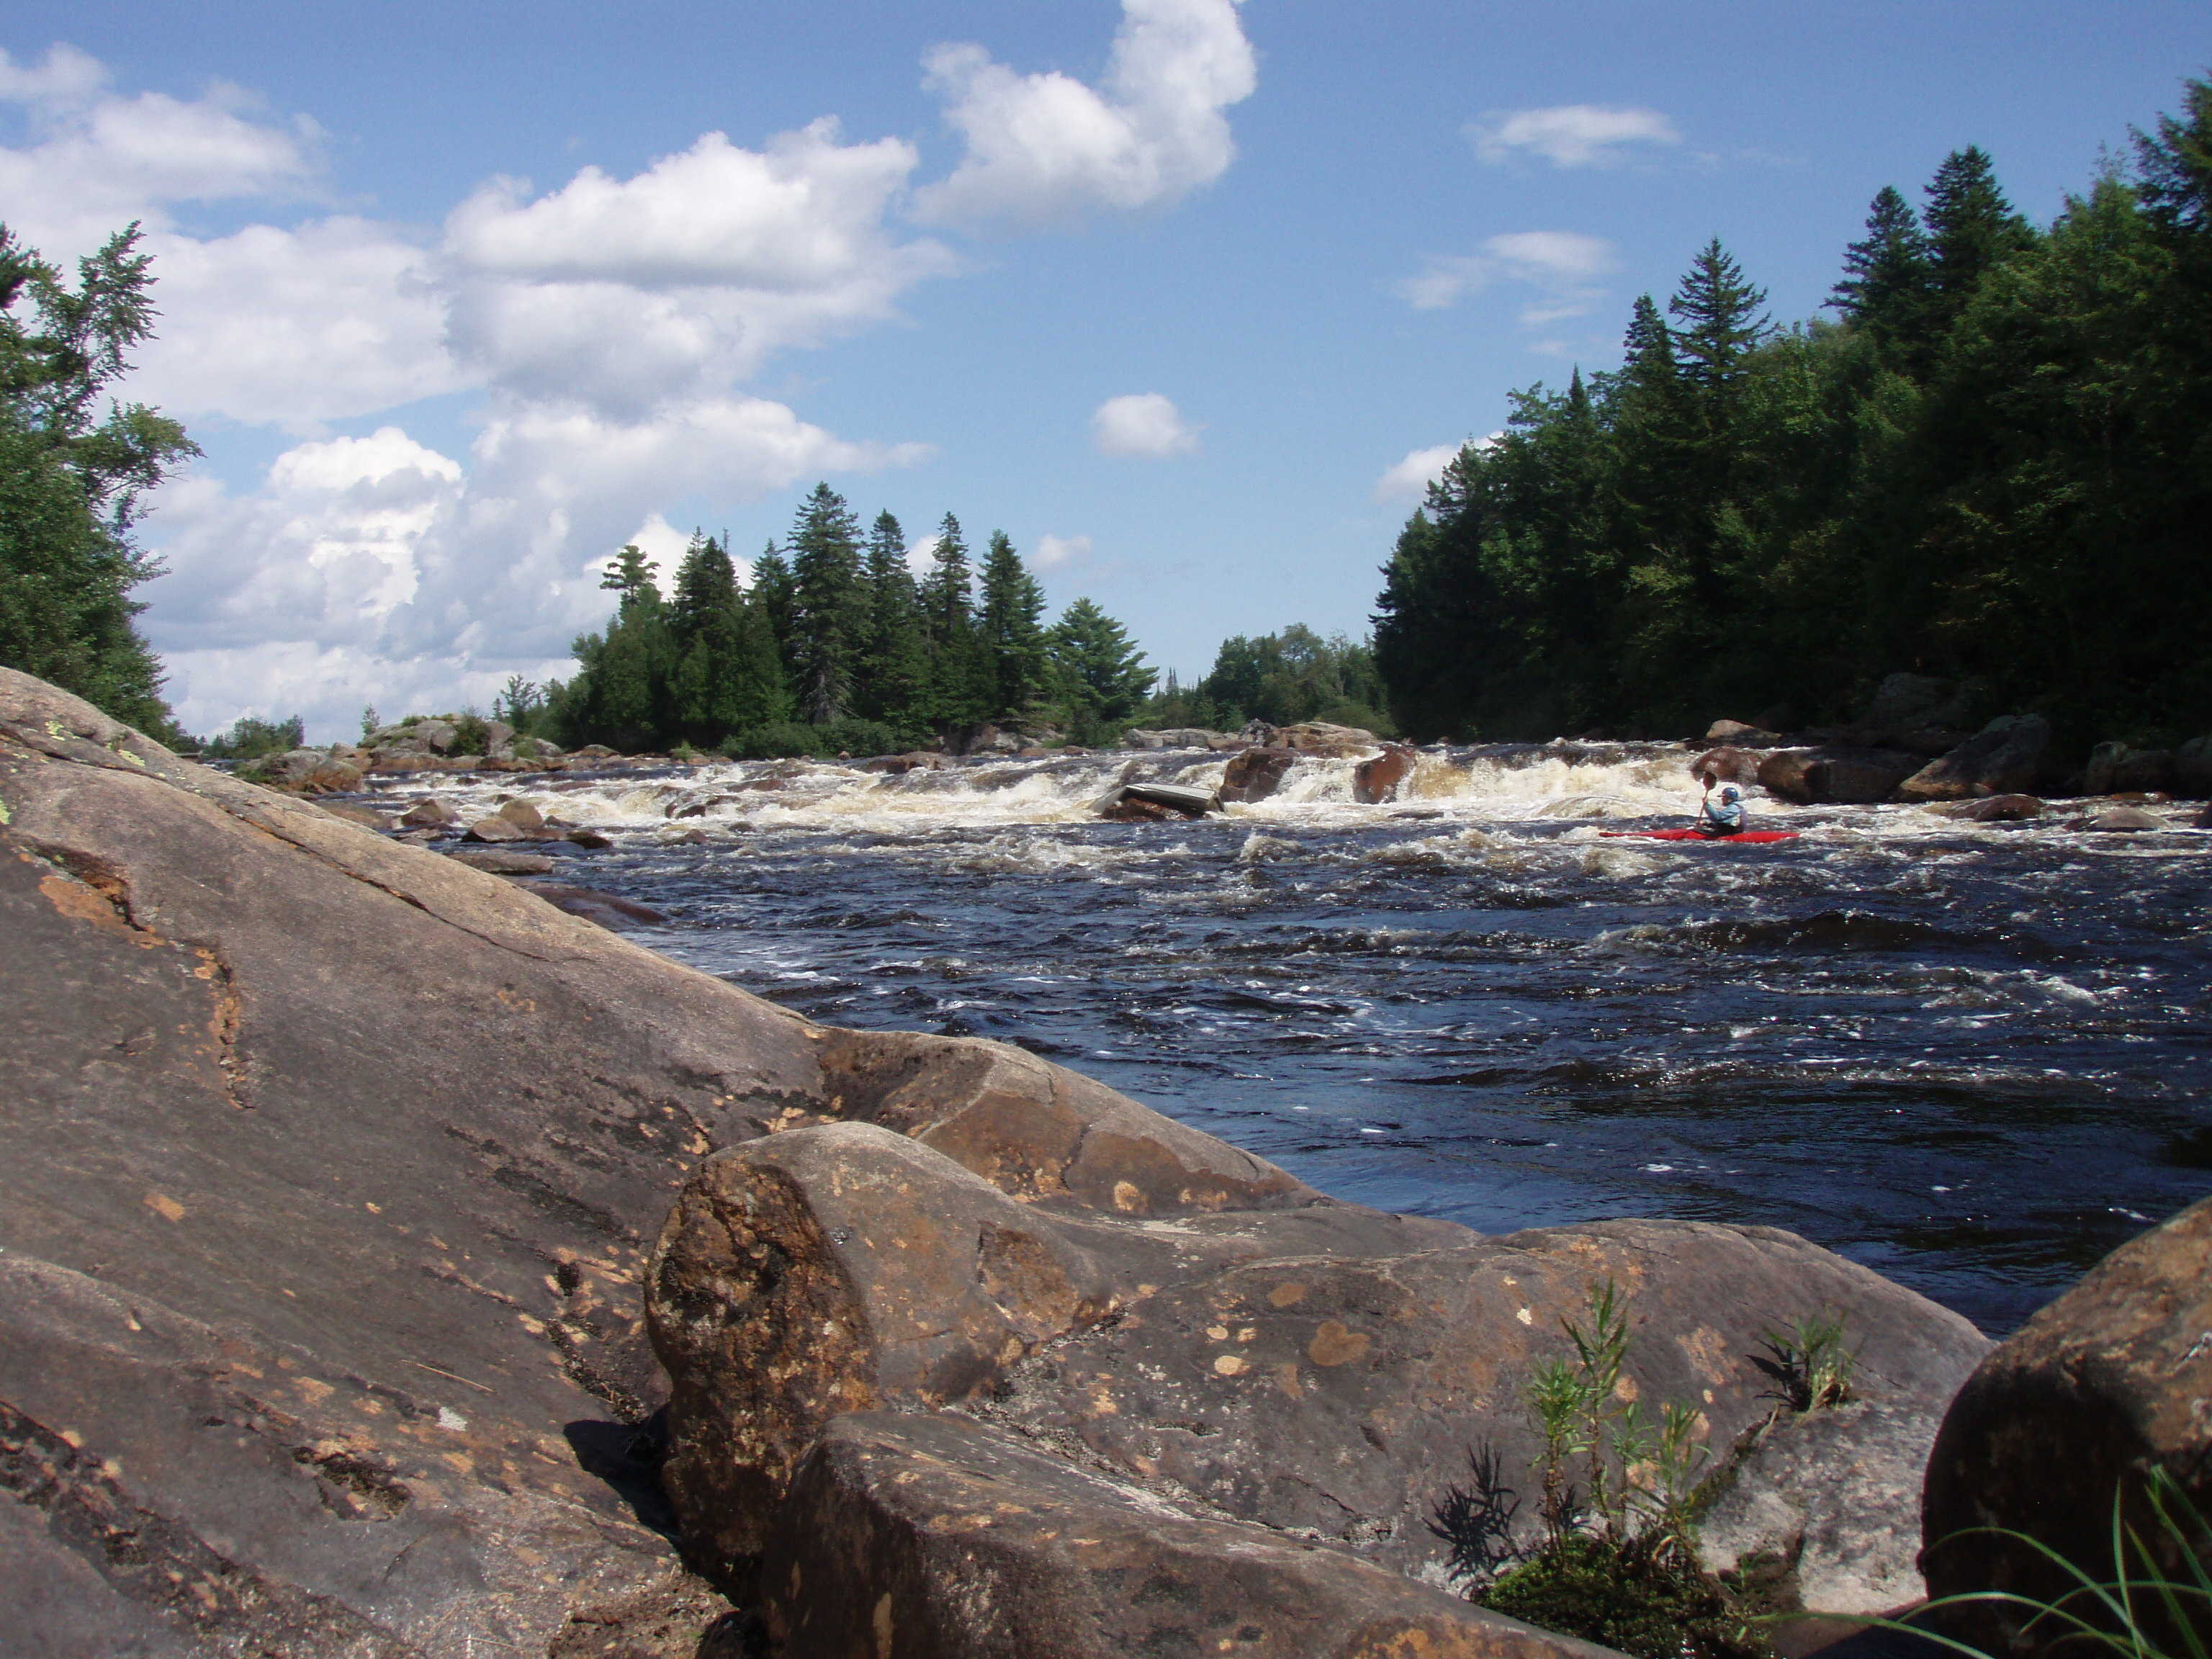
420,742,2212,1336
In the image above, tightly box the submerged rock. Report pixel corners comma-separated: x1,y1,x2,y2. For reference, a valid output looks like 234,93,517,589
1923,793,2044,822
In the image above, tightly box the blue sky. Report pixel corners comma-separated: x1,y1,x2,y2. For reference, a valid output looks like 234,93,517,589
4,1,2203,738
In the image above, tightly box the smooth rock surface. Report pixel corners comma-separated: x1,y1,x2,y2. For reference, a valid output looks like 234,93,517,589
764,1411,1619,1659
1898,714,2051,801
1757,746,1920,805
1354,744,1418,804
1221,745,1298,803
1923,1195,2212,1658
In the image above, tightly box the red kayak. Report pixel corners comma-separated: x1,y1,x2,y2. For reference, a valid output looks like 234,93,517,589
1601,828,1800,843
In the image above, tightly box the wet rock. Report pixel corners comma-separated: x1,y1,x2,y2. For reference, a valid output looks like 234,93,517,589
1222,745,1298,804
2076,805,2170,832
1278,721,1380,757
518,882,670,930
248,747,364,794
446,848,558,873
1897,714,2051,801
466,814,532,842
398,796,459,829
0,666,851,1653
2175,735,2212,797
986,1218,1988,1588
860,751,945,774
1705,719,1786,747
1122,727,1238,750
497,797,546,832
2084,742,2175,796
1757,746,1919,805
1923,793,2044,822
764,1411,1613,1659
1099,781,1219,819
1691,746,1762,786
1699,1399,1945,1615
567,827,616,849
1923,1196,2212,1659
1354,744,1418,804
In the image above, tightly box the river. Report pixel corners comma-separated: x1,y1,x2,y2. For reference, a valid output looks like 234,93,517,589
413,740,2212,1337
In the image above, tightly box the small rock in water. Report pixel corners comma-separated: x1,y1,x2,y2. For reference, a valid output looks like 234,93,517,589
566,827,614,849
400,796,459,829
516,881,668,930
2075,805,2168,832
319,803,392,830
446,848,557,873
466,815,530,842
496,798,545,832
1925,793,2044,822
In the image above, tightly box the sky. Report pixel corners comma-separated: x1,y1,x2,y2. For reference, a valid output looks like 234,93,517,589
3,1,2204,739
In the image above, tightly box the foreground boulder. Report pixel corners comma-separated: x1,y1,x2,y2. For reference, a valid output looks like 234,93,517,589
1898,714,2051,801
0,668,842,1654
764,1412,1615,1659
1923,1196,2212,1658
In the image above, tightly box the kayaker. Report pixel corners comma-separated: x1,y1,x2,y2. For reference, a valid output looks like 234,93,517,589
1696,782,1747,838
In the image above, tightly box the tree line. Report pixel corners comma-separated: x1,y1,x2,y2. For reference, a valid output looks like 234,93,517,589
1375,80,2212,748
531,483,1156,756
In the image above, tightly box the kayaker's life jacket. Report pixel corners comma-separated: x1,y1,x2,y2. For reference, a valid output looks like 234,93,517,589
1699,786,1746,835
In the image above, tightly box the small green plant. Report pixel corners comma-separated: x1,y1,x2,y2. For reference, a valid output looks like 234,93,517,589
201,713,305,760
1469,1281,1759,1659
1759,1312,1858,1413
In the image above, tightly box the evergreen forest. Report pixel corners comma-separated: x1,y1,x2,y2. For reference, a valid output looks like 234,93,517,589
535,485,1161,756
1374,80,2212,747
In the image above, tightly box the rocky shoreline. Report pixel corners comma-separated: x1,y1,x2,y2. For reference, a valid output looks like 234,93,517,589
3,664,2206,1658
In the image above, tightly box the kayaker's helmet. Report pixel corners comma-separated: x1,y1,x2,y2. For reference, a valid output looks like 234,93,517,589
1719,785,1742,803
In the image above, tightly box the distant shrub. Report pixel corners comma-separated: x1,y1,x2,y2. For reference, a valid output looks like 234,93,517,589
449,712,492,756
202,714,305,760
718,719,900,760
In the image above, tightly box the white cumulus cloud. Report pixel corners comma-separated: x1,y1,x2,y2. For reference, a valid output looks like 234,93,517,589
1034,532,1092,570
913,0,1255,228
1395,230,1618,325
1092,392,1200,458
1469,105,1681,168
1374,444,1462,504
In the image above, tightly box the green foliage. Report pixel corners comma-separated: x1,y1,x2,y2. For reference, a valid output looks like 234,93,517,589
1759,1313,1858,1413
977,529,1048,720
1182,625,1390,731
0,222,197,736
787,484,868,724
1049,597,1155,730
449,711,492,757
717,717,899,760
1375,82,2212,745
202,713,305,760
1463,1281,1762,1659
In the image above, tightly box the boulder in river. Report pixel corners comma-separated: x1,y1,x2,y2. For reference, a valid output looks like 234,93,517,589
447,847,559,873
1704,719,1786,747
1691,745,1762,786
2084,741,2175,796
1097,781,1220,819
398,796,459,828
2174,735,2212,797
1923,793,2044,822
1121,727,1239,750
1923,1195,2212,1659
1277,721,1380,757
1897,714,2052,801
465,813,532,842
248,747,364,793
2075,804,2170,832
1354,743,1418,804
1221,745,1298,803
1756,745,1920,805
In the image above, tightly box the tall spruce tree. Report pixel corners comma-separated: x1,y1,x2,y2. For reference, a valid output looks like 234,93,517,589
976,531,1048,721
1922,146,2034,338
568,545,673,749
667,531,751,741
1669,238,1771,403
1830,185,1934,351
917,512,987,729
853,510,927,728
748,540,798,691
785,483,868,723
0,224,197,734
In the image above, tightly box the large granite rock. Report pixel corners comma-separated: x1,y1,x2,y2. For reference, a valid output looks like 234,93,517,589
1756,745,1920,806
1898,714,2051,801
0,668,835,1655
1222,745,1298,803
1354,744,1418,804
1923,1195,2212,1658
763,1411,1617,1659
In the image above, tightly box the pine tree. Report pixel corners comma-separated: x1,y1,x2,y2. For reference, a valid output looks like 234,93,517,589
917,512,988,729
570,545,673,748
667,531,751,741
1830,185,1933,351
786,484,868,724
1922,147,2034,336
1669,238,1771,401
853,510,927,728
1047,598,1154,728
748,539,797,687
0,224,197,734
976,531,1048,721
